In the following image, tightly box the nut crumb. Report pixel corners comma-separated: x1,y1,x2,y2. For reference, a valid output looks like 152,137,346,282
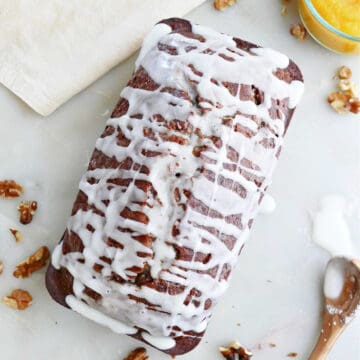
123,347,148,360
0,261,3,275
13,246,50,278
269,343,276,348
219,341,252,360
9,228,23,243
290,23,307,41
214,0,236,11
0,180,23,198
281,5,287,16
338,66,352,80
287,353,298,358
18,200,38,225
2,289,32,310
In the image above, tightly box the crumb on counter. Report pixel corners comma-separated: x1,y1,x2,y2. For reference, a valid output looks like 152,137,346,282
287,352,298,358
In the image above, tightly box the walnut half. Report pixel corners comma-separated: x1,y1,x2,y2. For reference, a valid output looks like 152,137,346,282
123,347,149,360
13,246,50,279
219,341,253,360
0,180,23,198
2,289,32,310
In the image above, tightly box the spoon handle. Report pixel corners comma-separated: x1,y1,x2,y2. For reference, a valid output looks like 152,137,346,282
308,310,347,360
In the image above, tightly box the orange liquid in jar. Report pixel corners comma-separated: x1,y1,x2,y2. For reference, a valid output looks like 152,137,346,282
299,0,360,54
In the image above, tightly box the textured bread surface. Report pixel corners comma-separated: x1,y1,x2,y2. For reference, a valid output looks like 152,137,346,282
46,18,303,355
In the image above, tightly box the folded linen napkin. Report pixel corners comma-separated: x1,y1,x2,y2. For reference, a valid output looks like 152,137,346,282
0,0,205,116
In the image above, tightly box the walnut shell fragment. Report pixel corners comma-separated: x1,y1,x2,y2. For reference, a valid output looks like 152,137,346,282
2,289,32,310
13,246,50,278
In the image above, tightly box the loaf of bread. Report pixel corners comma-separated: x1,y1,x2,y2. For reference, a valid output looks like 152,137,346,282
46,18,303,355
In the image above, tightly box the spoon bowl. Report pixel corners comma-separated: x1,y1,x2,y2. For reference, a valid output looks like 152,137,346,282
308,257,360,360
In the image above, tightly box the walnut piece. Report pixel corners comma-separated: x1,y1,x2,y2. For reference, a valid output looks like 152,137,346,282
347,97,360,114
0,180,23,198
214,0,237,11
219,341,253,360
123,347,149,360
338,79,357,97
290,23,307,41
2,289,32,310
9,228,23,243
0,260,3,275
338,66,352,80
18,200,38,225
13,246,50,278
328,66,359,114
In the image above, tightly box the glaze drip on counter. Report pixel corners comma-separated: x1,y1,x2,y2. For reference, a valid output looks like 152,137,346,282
49,18,304,353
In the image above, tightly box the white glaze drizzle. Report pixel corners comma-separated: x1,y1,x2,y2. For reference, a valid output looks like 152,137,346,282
52,21,304,348
259,193,276,214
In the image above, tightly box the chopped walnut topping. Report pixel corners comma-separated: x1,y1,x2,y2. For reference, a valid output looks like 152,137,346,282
2,289,32,310
290,23,307,41
0,180,23,198
0,260,3,275
123,347,149,360
281,5,287,16
9,228,23,243
338,66,352,80
219,341,253,360
18,200,38,225
13,246,50,278
214,0,237,11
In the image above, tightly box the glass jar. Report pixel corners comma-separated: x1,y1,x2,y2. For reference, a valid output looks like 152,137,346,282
299,0,360,55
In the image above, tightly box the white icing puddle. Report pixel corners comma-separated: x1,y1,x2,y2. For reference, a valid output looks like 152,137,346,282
324,258,346,300
312,195,355,257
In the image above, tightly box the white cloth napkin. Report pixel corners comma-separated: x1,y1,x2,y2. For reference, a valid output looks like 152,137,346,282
0,0,205,116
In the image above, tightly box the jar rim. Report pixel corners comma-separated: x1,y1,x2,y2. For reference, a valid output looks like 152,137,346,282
304,0,360,42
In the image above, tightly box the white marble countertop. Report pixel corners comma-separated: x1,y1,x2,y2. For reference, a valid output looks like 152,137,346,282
0,1,359,359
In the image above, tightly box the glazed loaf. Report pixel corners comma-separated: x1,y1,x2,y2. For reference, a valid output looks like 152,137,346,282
46,18,303,355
